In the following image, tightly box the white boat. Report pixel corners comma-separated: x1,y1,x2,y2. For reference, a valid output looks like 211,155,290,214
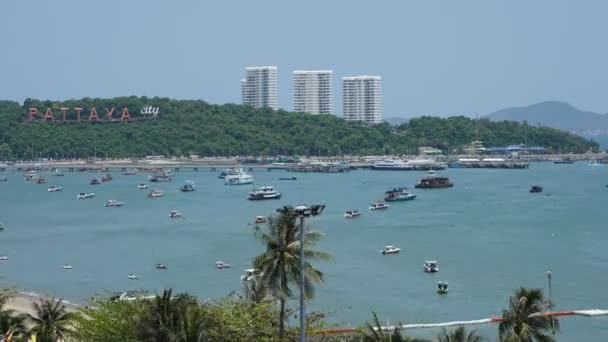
128,274,138,280
0,256,8,261
138,184,148,189
437,281,448,294
77,192,95,199
588,159,602,166
52,170,64,177
248,186,282,200
225,170,254,185
344,210,361,218
180,181,196,192
48,186,63,192
169,210,183,218
148,171,174,182
369,202,390,210
122,170,137,175
370,160,415,171
218,168,239,179
255,216,267,224
148,190,164,198
0,177,8,181
156,263,168,270
424,261,439,273
62,265,73,270
381,245,400,255
105,200,125,207
216,261,232,269
0,223,5,231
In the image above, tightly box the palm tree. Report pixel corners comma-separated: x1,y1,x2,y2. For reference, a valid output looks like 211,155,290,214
28,298,74,342
242,274,272,304
436,327,485,342
358,312,430,342
252,213,331,339
0,290,27,340
498,287,559,342
136,289,200,342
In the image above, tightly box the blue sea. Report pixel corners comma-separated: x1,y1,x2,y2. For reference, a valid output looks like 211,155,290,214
0,163,607,340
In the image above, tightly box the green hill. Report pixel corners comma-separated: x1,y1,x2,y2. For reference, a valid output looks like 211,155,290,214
0,97,598,159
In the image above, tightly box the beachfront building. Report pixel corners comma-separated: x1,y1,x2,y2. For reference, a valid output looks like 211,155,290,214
293,70,333,115
342,75,382,124
241,66,278,110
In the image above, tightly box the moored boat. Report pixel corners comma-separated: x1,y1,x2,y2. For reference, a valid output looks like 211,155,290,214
180,181,195,192
35,177,47,184
0,256,8,261
437,281,448,294
148,190,164,198
218,168,239,179
216,261,232,269
90,178,101,185
52,170,64,176
255,216,267,224
248,186,282,200
225,170,254,185
370,160,415,171
138,184,148,189
0,177,7,182
0,223,5,231
344,210,361,218
369,202,390,210
105,200,125,207
424,260,439,273
279,176,297,181
554,158,574,164
156,263,168,270
381,245,400,255
149,171,174,182
62,265,73,270
101,174,113,182
122,170,137,175
48,186,63,192
529,185,543,193
415,171,453,189
77,192,95,199
169,210,182,218
384,187,417,202
128,274,138,280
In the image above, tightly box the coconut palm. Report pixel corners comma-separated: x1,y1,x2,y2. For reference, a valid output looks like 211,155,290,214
136,289,200,342
498,287,559,342
252,213,331,339
436,327,485,342
242,274,272,304
0,290,27,340
358,312,430,342
28,298,74,342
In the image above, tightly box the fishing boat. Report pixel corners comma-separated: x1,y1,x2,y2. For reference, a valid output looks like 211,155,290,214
105,200,125,207
148,171,174,182
77,192,95,199
35,177,47,184
279,176,297,181
369,202,390,210
62,265,73,270
255,216,267,224
169,210,182,218
529,185,543,193
437,281,448,294
148,190,164,198
138,184,148,189
370,160,415,171
381,245,400,255
384,187,417,202
225,170,254,185
48,186,63,192
424,261,439,273
128,274,138,280
180,181,195,192
218,168,239,179
248,186,282,200
216,261,232,269
90,178,101,185
101,174,113,182
344,210,361,218
156,264,168,270
415,171,453,189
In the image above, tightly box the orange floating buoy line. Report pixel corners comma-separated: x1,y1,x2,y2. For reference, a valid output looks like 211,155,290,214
312,309,608,336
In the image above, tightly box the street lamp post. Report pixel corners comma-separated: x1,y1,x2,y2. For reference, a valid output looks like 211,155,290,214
276,204,325,342
547,271,554,336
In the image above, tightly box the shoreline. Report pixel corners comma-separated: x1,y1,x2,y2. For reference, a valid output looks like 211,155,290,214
5,289,82,316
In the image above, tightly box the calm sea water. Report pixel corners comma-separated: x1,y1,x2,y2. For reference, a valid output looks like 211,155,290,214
1,163,607,340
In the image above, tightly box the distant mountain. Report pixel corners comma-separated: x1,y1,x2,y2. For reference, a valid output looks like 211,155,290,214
384,117,408,125
486,101,608,131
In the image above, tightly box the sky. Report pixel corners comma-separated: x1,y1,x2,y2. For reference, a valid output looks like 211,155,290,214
1,0,607,118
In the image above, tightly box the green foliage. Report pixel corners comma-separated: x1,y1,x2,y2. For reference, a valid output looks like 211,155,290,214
357,312,430,342
0,97,597,160
436,327,486,342
28,298,75,342
72,299,144,342
498,288,558,342
0,289,27,342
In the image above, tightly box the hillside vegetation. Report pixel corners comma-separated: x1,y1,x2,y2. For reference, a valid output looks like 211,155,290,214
0,97,598,159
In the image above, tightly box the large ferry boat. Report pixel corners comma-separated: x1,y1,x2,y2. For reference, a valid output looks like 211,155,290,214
248,186,282,200
225,170,254,185
414,171,454,189
218,168,239,179
370,160,414,171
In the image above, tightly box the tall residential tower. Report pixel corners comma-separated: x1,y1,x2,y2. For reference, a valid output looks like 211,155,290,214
342,76,382,124
241,66,278,110
293,70,333,115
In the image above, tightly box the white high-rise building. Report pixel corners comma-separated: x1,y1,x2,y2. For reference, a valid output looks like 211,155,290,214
293,70,333,115
342,76,382,124
241,66,278,110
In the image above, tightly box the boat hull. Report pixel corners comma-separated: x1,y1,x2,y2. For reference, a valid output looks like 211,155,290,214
248,194,282,200
385,195,416,202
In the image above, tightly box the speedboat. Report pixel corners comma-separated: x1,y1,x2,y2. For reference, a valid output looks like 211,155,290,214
0,256,8,261
35,177,47,184
424,261,439,273
248,186,282,200
180,181,195,192
101,174,113,182
529,185,543,193
344,210,361,218
381,245,400,255
384,187,417,202
369,202,390,210
77,192,95,199
62,265,73,270
148,171,174,182
216,261,232,269
169,210,183,218
138,184,148,189
105,200,125,207
90,178,101,185
225,170,254,185
148,190,164,198
128,274,138,280
156,264,168,270
255,216,267,224
437,281,448,294
48,186,63,192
